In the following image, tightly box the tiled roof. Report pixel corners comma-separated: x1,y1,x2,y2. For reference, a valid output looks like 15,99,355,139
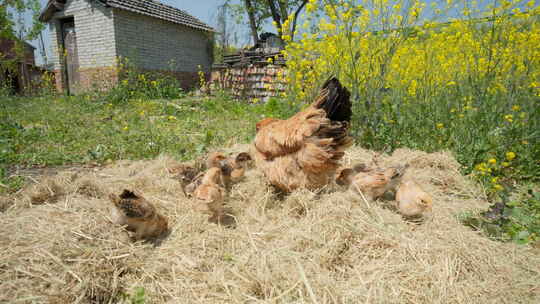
106,0,214,32
39,0,214,32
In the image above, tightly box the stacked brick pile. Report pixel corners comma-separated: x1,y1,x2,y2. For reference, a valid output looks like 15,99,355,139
211,62,287,101
210,33,288,102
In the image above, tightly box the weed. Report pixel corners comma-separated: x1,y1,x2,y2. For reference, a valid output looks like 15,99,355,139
461,187,540,244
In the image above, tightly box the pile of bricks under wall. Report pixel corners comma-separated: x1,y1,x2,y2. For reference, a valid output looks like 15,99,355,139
210,64,288,102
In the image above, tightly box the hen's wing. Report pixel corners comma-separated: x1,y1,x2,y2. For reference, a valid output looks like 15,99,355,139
254,77,352,159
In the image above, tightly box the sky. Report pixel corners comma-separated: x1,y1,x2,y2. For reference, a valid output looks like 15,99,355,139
28,0,246,65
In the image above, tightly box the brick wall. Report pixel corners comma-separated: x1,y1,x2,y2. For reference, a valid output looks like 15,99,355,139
47,0,213,93
49,0,117,70
113,9,213,74
49,0,118,91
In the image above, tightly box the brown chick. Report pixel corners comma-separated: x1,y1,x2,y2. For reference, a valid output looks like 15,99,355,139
221,152,253,185
252,77,353,193
184,172,205,197
168,164,201,196
336,165,407,202
192,166,231,221
206,152,228,169
396,178,433,217
109,190,168,241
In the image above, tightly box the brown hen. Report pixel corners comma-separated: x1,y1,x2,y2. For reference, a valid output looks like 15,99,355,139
252,77,353,193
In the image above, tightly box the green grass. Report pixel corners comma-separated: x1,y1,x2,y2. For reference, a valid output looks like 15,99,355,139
0,93,293,170
350,89,540,184
1,90,538,187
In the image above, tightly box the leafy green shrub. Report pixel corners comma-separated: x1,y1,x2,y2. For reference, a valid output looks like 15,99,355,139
461,188,540,244
91,57,186,104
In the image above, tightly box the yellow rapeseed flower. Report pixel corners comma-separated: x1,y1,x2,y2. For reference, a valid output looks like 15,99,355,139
512,105,521,111
505,151,516,160
488,158,497,164
168,115,176,120
502,162,510,167
475,162,488,172
123,126,128,131
436,123,444,129
493,184,503,191
504,114,513,123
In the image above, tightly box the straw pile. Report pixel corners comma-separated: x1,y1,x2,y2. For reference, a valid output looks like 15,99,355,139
1,145,539,303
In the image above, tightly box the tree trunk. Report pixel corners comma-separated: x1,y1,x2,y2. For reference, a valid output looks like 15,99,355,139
244,0,259,45
290,0,307,41
267,0,282,37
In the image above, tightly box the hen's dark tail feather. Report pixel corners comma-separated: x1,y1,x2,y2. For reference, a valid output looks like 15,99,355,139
318,77,352,123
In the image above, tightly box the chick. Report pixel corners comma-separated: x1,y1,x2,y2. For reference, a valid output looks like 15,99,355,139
396,178,433,218
336,164,407,202
168,164,201,196
109,190,168,241
222,152,253,185
184,172,205,197
193,166,231,222
206,152,228,169
205,151,252,186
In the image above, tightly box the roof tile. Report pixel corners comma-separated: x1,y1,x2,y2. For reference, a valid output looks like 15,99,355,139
106,0,214,32
39,0,214,32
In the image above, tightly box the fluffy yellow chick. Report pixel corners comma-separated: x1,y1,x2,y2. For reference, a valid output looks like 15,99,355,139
109,190,168,241
396,178,433,217
336,164,407,201
193,166,231,221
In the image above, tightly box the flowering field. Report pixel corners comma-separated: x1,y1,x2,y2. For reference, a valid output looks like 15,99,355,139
281,0,538,171
277,0,539,241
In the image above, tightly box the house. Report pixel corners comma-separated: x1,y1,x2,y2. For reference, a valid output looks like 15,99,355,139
0,38,46,94
39,0,215,94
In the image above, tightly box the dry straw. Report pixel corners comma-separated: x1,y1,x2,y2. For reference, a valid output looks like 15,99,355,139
1,145,539,303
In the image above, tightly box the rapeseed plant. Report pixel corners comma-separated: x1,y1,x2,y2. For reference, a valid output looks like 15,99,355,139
276,0,539,242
